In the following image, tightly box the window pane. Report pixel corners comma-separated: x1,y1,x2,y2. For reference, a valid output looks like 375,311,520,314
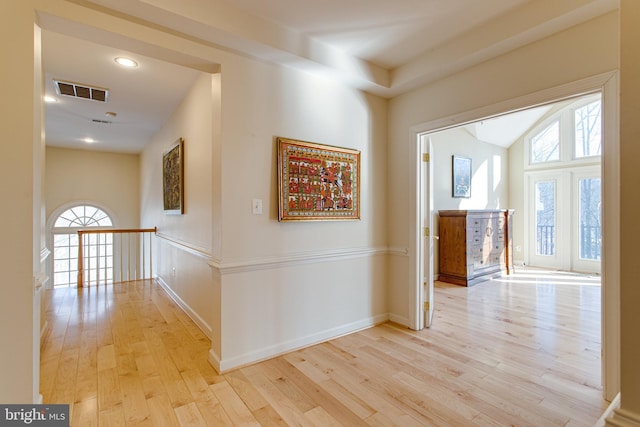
71,206,85,218
54,234,69,245
535,181,555,256
531,121,560,163
54,247,70,259
575,101,602,158
580,178,601,260
54,217,72,227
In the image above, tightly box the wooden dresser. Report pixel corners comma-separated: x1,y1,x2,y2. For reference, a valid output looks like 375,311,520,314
438,209,514,286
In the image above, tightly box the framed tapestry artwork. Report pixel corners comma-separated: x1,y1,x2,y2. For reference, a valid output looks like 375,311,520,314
277,137,360,221
163,138,184,214
452,154,471,198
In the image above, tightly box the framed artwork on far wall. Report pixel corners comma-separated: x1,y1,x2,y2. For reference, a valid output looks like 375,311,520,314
452,154,471,198
277,137,360,221
163,137,184,214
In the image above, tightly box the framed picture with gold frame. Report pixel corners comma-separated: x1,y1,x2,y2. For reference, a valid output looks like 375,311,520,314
277,137,360,221
162,138,184,214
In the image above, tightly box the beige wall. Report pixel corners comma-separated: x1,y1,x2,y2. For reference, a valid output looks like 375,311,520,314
45,147,140,227
0,1,42,403
615,0,640,422
140,72,217,347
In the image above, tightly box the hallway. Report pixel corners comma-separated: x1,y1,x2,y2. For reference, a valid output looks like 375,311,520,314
40,272,606,426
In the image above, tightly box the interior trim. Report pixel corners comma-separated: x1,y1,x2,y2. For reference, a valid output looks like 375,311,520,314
209,246,389,275
155,232,212,260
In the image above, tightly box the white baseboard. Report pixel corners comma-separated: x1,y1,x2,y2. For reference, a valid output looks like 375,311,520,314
155,277,212,339
388,313,410,327
215,313,389,373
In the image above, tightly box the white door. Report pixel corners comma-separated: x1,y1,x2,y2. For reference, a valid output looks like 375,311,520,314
528,172,565,269
421,136,435,327
526,168,601,273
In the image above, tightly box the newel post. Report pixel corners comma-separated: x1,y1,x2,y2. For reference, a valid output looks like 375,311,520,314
77,230,84,288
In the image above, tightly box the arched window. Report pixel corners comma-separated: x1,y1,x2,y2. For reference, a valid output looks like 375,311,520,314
52,205,114,287
54,205,113,228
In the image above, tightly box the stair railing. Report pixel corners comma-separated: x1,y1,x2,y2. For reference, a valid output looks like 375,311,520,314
77,227,157,287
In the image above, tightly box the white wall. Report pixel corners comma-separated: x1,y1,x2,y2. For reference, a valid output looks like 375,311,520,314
508,138,526,265
429,128,509,274
387,12,618,323
218,55,388,261
139,53,389,371
45,147,140,227
431,128,509,211
212,54,389,370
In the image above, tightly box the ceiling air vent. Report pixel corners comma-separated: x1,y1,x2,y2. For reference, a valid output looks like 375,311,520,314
54,80,109,102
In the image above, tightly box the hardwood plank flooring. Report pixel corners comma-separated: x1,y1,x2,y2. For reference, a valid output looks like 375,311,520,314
40,270,607,426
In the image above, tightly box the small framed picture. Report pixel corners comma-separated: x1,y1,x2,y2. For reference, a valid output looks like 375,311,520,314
452,155,471,198
162,138,184,214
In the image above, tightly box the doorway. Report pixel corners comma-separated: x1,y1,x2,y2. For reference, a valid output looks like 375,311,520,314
411,72,619,401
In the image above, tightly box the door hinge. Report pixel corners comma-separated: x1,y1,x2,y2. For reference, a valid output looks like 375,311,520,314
423,301,430,312
424,227,430,237
422,153,430,162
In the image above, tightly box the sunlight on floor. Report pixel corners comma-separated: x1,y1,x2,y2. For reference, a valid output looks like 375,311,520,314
492,267,601,287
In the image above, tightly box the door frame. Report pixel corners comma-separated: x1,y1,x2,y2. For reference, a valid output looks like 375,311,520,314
408,71,619,401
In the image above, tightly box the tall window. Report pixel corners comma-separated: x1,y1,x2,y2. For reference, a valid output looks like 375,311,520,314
52,205,113,287
525,94,602,273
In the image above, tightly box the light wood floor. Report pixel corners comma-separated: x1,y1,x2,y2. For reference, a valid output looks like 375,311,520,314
40,269,607,426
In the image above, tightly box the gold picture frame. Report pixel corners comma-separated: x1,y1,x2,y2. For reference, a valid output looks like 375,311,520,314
163,138,184,214
277,137,360,221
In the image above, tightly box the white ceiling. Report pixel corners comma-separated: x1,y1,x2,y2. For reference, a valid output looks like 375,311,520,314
40,0,616,153
43,30,201,153
463,106,552,148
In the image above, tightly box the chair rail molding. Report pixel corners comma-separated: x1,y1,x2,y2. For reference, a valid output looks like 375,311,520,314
208,246,390,275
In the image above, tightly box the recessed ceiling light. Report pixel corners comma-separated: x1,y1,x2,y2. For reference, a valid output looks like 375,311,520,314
44,95,57,103
114,57,138,68
83,138,96,144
